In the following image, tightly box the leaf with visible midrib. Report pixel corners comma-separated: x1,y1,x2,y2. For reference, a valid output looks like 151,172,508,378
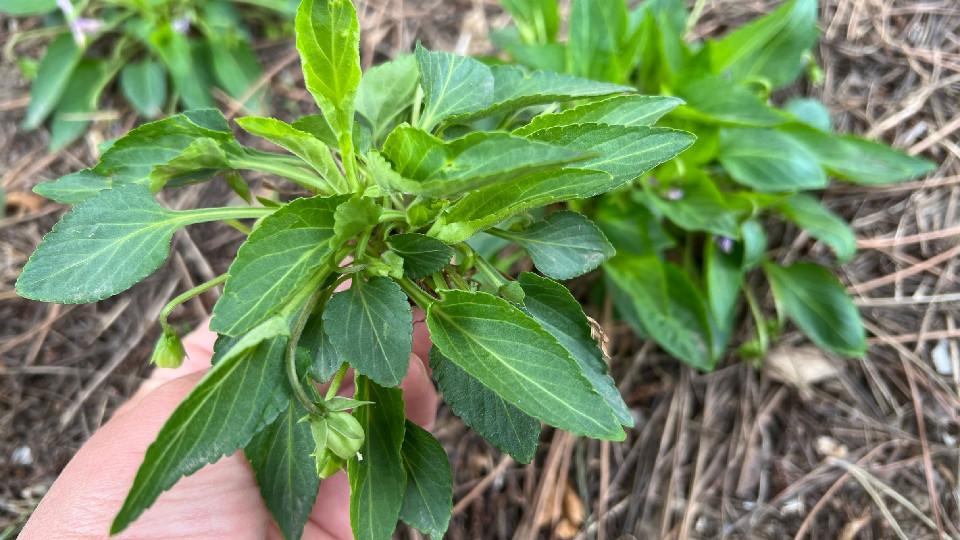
211,195,345,336
349,377,407,540
517,273,633,426
719,127,826,192
764,262,866,357
386,233,454,279
245,398,319,540
323,277,413,387
296,0,362,136
415,44,495,131
775,193,856,262
112,331,291,534
22,34,83,131
121,60,168,118
494,212,614,280
17,185,187,304
515,94,684,136
399,421,452,538
427,289,624,440
430,348,540,463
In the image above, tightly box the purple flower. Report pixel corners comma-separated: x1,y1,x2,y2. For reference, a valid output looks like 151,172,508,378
172,17,190,34
715,236,735,254
666,188,684,201
69,17,103,46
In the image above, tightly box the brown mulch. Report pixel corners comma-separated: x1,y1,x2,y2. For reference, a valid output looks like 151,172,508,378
2,1,959,539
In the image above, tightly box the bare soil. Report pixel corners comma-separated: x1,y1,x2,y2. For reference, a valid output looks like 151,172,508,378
2,1,958,538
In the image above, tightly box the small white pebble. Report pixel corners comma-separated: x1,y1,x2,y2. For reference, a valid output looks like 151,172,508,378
932,339,952,375
12,446,33,466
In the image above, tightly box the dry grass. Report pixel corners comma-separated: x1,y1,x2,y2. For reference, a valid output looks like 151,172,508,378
2,1,959,538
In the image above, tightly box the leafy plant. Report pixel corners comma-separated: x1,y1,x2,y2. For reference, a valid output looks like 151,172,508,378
3,0,296,150
15,0,695,537
493,0,936,368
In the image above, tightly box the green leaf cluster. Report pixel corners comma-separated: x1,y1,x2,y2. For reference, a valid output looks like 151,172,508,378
6,0,295,150
494,0,936,367
16,0,695,537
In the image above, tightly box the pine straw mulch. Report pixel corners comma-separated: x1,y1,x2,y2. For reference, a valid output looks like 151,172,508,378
2,1,959,538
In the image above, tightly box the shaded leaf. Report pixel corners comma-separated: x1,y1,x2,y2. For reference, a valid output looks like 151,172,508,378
775,193,856,262
50,59,111,150
427,289,624,439
23,34,83,130
719,127,827,192
33,169,112,204
764,262,866,357
568,0,628,82
430,349,540,463
494,211,614,280
676,76,786,127
784,98,831,131
324,277,412,387
386,233,454,279
120,60,167,118
399,421,452,538
356,55,420,141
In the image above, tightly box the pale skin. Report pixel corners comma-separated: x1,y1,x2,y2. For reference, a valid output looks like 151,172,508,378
19,313,437,540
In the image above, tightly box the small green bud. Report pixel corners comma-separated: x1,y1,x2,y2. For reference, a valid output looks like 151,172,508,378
499,281,525,304
151,327,185,369
325,411,365,460
314,449,347,479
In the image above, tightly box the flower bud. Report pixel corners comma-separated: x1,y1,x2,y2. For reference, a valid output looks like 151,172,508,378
314,449,347,479
151,327,185,369
324,411,365,460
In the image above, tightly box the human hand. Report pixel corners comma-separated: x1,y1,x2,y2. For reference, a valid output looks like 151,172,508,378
19,314,437,540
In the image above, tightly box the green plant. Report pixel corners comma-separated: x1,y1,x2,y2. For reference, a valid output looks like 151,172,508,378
493,0,936,368
15,0,695,537
3,0,296,150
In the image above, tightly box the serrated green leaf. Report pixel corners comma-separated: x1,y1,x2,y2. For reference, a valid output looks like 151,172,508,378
349,377,407,540
246,398,318,540
111,332,291,534
430,348,540,463
296,0,361,137
764,262,866,357
120,60,167,118
432,168,617,243
526,123,696,185
676,77,786,127
494,211,614,280
33,169,112,204
643,172,741,237
23,34,83,131
15,185,234,303
386,233,454,279
292,114,338,147
49,59,111,151
518,273,632,426
708,0,818,89
605,255,714,370
784,98,831,131
356,55,420,142
568,0,628,82
783,125,936,184
776,193,856,262
149,137,233,191
324,277,412,387
719,127,827,192
299,309,342,383
211,195,345,336
333,197,381,240
383,126,587,197
427,289,624,439
95,109,234,182
516,94,683,136
414,44,494,131
451,64,632,122
399,421,452,538
236,116,346,191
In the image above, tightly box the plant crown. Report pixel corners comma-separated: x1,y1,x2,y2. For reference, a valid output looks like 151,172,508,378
15,0,697,537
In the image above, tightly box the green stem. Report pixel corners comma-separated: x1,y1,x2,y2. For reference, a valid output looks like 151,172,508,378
474,253,507,289
286,289,326,417
175,206,274,226
396,277,437,310
223,219,252,235
742,283,769,355
159,274,229,329
325,363,349,401
233,153,331,193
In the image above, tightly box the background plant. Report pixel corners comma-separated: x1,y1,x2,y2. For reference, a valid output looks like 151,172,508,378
14,0,697,537
1,0,296,150
492,0,936,369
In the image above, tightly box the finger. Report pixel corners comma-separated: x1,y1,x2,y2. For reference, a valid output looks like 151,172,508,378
411,307,433,371
19,372,271,540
